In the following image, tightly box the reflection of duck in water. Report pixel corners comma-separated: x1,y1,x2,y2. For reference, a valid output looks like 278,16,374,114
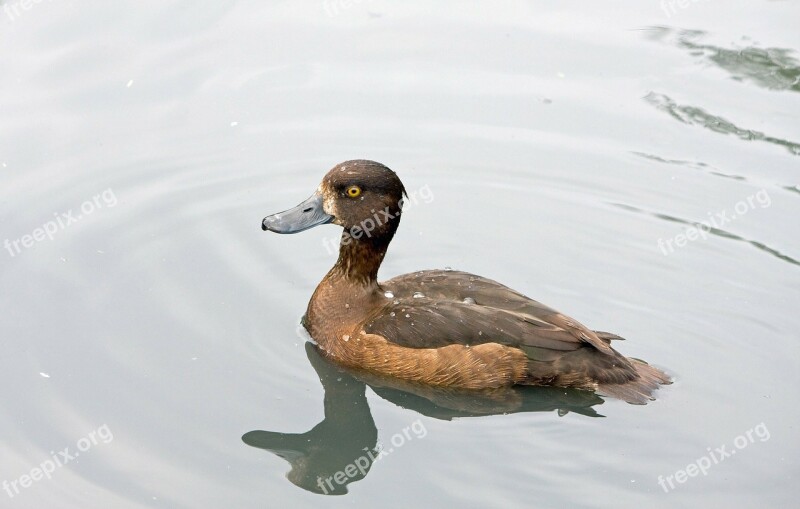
261,160,670,404
242,343,606,495
243,343,377,495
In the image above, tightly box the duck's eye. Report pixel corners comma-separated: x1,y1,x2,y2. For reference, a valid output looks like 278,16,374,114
346,185,362,198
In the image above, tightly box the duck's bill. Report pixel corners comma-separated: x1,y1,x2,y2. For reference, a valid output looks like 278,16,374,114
261,192,333,234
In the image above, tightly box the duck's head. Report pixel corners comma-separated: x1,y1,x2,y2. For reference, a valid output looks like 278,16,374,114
262,160,406,241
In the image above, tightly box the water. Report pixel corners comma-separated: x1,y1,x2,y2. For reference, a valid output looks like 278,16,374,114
2,2,798,508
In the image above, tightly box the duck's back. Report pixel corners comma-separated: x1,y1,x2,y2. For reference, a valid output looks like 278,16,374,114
362,270,670,404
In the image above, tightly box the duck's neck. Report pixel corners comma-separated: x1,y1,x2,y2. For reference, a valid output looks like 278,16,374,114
328,232,393,287
304,231,395,347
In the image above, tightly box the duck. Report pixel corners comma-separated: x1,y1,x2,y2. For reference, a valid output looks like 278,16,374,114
261,160,670,404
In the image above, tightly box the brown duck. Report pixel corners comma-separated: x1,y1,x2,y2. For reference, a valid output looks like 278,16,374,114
261,160,670,404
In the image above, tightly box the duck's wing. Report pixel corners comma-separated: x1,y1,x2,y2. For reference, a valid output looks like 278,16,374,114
368,270,617,356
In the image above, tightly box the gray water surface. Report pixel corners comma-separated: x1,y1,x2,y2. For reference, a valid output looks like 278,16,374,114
2,2,799,508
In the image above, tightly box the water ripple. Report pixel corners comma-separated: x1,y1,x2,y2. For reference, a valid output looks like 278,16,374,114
630,151,746,181
647,27,800,93
612,202,800,268
644,92,800,156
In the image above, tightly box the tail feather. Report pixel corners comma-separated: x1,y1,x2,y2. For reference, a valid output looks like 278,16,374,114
593,330,626,342
596,359,671,405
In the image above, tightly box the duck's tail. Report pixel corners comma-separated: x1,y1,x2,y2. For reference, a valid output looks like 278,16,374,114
596,358,672,405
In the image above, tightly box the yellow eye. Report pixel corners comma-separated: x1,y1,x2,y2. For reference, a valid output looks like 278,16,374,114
346,186,362,198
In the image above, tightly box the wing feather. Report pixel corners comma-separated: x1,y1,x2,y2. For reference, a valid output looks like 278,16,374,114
364,270,615,356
